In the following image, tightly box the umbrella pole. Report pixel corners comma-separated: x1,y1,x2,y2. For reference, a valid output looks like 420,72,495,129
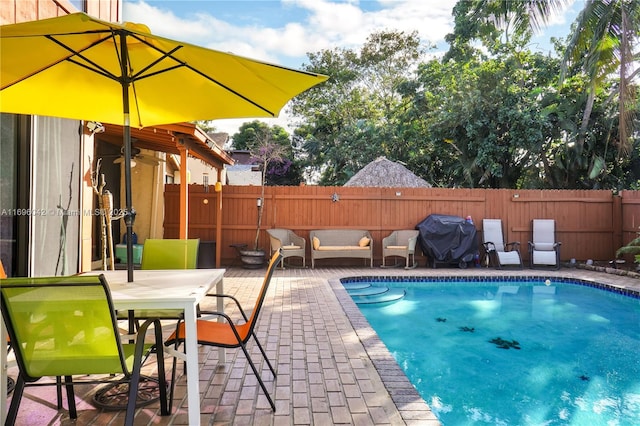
121,32,135,283
123,122,135,282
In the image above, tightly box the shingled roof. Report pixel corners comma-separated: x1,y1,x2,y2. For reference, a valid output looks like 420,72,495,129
343,156,431,188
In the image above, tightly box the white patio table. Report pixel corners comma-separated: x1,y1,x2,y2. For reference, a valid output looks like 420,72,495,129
1,269,225,426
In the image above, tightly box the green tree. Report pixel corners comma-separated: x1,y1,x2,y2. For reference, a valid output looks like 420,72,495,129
403,37,631,189
562,0,640,155
291,30,425,185
444,0,569,61
408,50,555,188
439,0,638,188
192,120,217,134
231,121,303,185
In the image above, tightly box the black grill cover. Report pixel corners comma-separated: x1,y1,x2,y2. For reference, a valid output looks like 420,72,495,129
416,214,478,267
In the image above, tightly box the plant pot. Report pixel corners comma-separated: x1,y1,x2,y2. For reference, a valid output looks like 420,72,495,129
239,249,266,269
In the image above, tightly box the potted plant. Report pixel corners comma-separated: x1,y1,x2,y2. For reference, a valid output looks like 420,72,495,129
238,129,286,268
615,226,640,271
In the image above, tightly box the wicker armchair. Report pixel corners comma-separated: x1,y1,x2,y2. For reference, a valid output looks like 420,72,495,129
382,230,419,269
267,228,306,268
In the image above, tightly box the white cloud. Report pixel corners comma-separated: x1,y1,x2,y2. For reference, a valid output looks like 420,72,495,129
123,0,575,136
124,0,459,67
122,1,215,41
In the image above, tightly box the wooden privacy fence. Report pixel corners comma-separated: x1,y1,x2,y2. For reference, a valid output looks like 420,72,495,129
164,185,640,267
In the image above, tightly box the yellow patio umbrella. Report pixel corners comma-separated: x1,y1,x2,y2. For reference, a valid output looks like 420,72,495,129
0,12,328,281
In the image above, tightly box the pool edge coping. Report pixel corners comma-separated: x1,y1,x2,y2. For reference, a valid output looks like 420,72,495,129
329,277,441,425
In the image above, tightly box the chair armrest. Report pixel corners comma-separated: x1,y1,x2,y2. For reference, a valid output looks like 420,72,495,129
505,241,520,250
204,293,249,321
408,236,417,251
290,233,306,247
483,241,496,252
269,234,283,251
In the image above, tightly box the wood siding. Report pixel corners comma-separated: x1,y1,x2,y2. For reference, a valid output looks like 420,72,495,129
164,185,640,267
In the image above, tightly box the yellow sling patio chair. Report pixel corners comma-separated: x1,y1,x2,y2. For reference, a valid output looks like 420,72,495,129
0,274,170,425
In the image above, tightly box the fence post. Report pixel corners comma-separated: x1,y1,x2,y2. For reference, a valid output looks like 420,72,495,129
613,192,622,257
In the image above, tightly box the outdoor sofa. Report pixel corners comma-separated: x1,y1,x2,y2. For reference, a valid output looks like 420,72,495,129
309,229,373,268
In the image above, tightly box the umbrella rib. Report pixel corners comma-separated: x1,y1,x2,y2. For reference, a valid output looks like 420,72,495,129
129,45,184,80
125,32,278,116
186,65,277,116
45,34,120,81
1,33,118,89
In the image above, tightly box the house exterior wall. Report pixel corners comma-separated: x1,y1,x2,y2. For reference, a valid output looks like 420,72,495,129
1,0,121,276
0,0,119,25
226,165,262,185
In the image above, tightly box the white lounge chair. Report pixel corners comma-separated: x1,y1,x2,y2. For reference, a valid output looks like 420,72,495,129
528,219,561,269
482,219,522,269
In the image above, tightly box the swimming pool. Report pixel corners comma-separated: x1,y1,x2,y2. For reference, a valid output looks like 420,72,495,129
342,277,640,425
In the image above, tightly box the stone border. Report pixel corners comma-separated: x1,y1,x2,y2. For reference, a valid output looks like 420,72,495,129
329,278,441,425
574,262,640,279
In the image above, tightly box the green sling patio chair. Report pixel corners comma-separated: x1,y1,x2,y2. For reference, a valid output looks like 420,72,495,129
118,238,200,323
0,259,14,396
140,238,200,270
0,274,170,425
165,249,283,412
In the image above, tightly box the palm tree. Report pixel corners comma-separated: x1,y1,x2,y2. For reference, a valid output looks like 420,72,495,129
472,0,570,34
562,0,640,155
453,0,639,156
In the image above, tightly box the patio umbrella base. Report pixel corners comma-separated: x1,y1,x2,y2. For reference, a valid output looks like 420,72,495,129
239,249,266,269
92,376,164,410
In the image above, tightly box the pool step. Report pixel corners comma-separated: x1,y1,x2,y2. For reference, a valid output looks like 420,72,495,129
342,282,372,290
350,287,406,305
347,286,389,296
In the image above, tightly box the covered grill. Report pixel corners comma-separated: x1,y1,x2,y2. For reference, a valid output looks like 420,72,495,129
416,214,478,268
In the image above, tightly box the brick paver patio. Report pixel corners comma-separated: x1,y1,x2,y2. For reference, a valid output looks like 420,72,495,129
5,264,640,425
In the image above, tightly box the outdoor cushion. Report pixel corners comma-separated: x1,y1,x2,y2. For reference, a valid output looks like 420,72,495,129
359,236,371,247
281,245,301,250
496,251,521,265
533,251,558,265
533,243,555,251
386,245,408,249
313,237,321,250
317,246,369,251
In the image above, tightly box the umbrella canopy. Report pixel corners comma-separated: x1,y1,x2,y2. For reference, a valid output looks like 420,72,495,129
1,12,327,281
1,12,327,126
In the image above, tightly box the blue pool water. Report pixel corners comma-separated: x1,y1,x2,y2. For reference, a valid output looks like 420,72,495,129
347,278,640,425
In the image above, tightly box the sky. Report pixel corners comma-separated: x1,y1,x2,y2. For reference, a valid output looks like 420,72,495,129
122,0,584,138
